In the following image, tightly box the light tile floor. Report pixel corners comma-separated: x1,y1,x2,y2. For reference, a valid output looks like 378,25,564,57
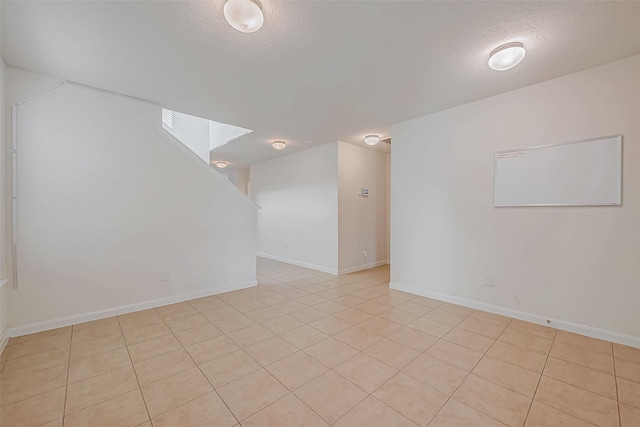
1,258,639,426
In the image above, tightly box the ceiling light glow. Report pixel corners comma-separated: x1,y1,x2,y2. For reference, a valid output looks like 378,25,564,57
488,42,526,71
223,0,264,34
364,135,380,146
215,161,228,168
272,141,286,150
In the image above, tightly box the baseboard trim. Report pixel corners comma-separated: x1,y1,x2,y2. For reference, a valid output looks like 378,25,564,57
0,330,8,355
389,282,640,349
257,252,338,275
6,280,257,338
338,260,389,275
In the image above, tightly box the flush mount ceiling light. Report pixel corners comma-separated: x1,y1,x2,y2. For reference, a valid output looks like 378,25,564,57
223,0,264,34
364,135,380,146
488,42,526,71
214,161,228,168
272,141,287,150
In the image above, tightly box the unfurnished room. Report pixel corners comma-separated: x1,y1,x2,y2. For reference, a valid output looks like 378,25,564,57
0,1,639,426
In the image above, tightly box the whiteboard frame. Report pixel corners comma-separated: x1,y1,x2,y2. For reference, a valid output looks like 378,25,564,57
494,134,623,207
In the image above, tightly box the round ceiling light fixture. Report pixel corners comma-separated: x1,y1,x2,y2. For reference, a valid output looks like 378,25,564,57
272,141,287,150
488,42,526,71
223,0,264,34
364,135,380,146
214,161,228,168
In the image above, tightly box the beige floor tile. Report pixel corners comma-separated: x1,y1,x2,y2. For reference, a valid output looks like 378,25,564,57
272,300,307,314
543,356,616,399
15,327,70,343
260,294,292,307
618,377,640,408
373,373,448,426
358,316,403,337
128,334,182,363
620,402,640,427
334,353,397,393
425,340,483,371
308,316,353,335
333,308,373,325
429,398,508,427
266,351,328,391
555,330,612,355
486,340,547,373
363,338,419,370
332,295,367,308
156,302,198,320
217,369,288,421
261,314,305,335
141,367,213,418
231,298,270,314
1,363,68,405
242,393,328,427
469,311,512,327
9,333,71,359
289,306,329,324
163,313,209,333
499,329,553,355
377,309,420,325
296,294,330,306
227,324,275,348
1,347,69,379
295,370,367,424
68,346,131,384
72,319,122,344
212,314,256,334
396,301,433,316
70,333,126,361
0,386,65,427
304,337,359,368
200,349,261,388
72,317,118,332
402,353,468,395
472,355,540,398
508,319,556,340
353,301,390,316
63,388,149,427
172,322,222,347
151,391,237,427
245,307,285,322
443,327,495,353
423,308,469,326
244,336,298,366
122,323,172,346
524,401,596,427
409,295,442,309
281,325,329,350
38,419,63,427
333,395,417,427
437,303,474,316
457,317,506,339
65,364,139,414
407,316,453,338
185,334,240,365
189,295,228,312
550,341,614,375
534,376,619,427
334,326,384,351
614,343,640,364
454,374,531,427
134,348,195,385
201,306,244,322
314,300,350,314
118,310,163,332
387,327,438,353
616,357,640,383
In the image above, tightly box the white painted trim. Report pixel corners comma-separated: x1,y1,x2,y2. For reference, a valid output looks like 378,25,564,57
0,279,8,289
257,252,338,275
390,282,640,349
338,260,389,275
6,280,257,338
0,331,8,355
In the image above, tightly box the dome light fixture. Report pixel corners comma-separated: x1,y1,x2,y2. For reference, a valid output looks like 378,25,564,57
214,161,228,168
272,141,287,150
223,0,264,34
364,135,380,146
488,42,526,71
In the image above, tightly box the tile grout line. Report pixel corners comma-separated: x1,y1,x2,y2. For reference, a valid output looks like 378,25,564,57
612,342,622,427
522,325,556,426
60,326,73,427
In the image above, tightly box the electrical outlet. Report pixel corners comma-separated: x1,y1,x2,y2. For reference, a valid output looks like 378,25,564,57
160,270,169,282
364,249,367,257
485,275,495,287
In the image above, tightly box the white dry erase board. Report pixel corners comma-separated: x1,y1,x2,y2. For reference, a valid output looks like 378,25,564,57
494,135,622,207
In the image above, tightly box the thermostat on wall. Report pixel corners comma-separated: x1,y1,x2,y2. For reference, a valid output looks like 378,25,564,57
361,188,369,197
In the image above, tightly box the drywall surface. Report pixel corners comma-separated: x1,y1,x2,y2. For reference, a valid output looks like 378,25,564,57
0,57,8,344
391,54,640,342
164,109,211,163
251,143,339,274
7,68,257,331
338,142,389,274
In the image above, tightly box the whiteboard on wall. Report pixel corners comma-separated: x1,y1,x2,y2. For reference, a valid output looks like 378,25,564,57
494,135,622,207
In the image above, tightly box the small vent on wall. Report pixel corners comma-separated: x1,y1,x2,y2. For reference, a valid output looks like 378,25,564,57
381,137,391,145
161,108,173,129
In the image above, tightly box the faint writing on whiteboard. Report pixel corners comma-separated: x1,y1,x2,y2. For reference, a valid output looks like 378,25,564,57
496,151,526,159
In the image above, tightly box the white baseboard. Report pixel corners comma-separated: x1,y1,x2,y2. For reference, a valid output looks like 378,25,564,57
338,260,389,275
257,252,338,275
0,330,8,355
6,280,257,338
390,282,640,349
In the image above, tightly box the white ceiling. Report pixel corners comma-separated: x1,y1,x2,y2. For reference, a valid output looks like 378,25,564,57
3,1,640,169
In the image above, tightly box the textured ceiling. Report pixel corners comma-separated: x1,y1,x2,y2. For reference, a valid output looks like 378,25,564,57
3,1,640,169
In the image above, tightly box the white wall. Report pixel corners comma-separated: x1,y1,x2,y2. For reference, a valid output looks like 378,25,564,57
251,143,339,274
391,55,640,345
165,110,211,163
0,56,9,346
338,142,389,274
6,68,258,333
